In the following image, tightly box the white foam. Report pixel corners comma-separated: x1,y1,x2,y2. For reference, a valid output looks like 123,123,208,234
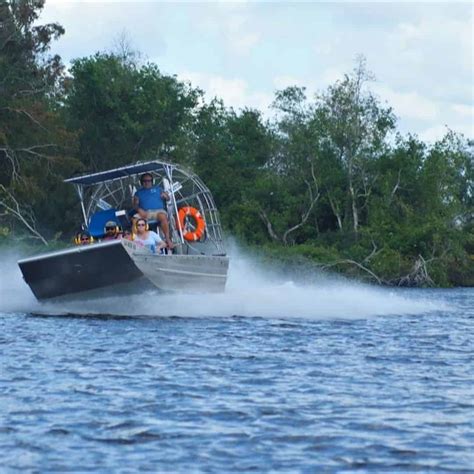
0,247,446,320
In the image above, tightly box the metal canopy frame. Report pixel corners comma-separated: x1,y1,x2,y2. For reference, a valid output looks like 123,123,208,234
67,160,226,255
64,161,168,186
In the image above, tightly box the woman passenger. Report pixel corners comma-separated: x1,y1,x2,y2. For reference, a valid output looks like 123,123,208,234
134,218,166,253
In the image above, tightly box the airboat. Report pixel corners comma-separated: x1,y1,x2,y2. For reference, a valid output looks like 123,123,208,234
17,160,229,300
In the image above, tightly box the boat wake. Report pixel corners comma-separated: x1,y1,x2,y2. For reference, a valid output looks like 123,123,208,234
1,248,445,320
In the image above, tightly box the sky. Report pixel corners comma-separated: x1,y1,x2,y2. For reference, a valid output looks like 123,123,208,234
39,1,473,143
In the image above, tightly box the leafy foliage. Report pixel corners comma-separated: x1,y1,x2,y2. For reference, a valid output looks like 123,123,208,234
66,53,200,171
0,5,472,286
0,0,79,241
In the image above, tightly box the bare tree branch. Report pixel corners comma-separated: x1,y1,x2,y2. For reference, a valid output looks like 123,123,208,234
392,254,434,287
0,146,21,182
0,185,48,245
16,144,58,159
321,258,383,285
388,169,402,204
1,106,50,132
282,168,320,244
327,192,343,230
363,239,381,264
258,208,281,242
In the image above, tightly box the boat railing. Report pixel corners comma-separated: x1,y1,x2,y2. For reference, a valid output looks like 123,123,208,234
72,161,227,255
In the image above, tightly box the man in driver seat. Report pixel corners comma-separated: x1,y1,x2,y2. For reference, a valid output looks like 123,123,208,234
133,173,173,249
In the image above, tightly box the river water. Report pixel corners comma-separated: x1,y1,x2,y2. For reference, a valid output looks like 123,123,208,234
1,251,473,472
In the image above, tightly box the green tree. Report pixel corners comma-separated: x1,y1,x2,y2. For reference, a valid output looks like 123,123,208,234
0,0,78,243
191,100,272,239
264,86,323,245
367,132,473,285
315,58,396,234
66,53,200,171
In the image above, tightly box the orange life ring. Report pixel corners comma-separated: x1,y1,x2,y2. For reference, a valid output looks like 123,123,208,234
176,206,206,241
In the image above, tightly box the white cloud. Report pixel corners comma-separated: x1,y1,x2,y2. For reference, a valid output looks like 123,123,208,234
314,42,334,56
38,2,472,139
178,71,272,113
321,68,344,87
452,104,474,119
374,84,439,121
39,2,167,62
417,121,473,143
229,31,260,55
210,76,249,106
195,5,260,56
386,12,472,99
451,103,474,139
224,14,260,55
273,75,306,90
418,125,452,144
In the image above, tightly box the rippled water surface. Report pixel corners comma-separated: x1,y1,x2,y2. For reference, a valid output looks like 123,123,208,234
1,253,473,472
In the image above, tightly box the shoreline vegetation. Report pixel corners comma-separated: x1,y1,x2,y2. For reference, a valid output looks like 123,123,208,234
1,2,473,288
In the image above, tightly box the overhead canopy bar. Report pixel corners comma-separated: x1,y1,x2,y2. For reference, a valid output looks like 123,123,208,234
62,159,225,255
64,160,174,186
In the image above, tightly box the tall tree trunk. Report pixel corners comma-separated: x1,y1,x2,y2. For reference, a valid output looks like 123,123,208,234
347,154,359,234
327,192,343,231
349,179,359,234
258,208,281,242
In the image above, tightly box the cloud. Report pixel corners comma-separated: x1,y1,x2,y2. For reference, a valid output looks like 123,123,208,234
320,68,345,87
39,2,167,62
414,121,473,144
370,84,472,142
452,104,474,119
273,75,306,90
178,71,272,113
230,31,260,55
193,3,260,56
418,125,452,144
321,4,472,106
314,41,335,56
224,15,260,56
373,84,439,121
385,12,472,100
38,2,472,139
450,104,474,139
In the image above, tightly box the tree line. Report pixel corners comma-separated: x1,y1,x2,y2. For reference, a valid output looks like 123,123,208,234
1,1,472,286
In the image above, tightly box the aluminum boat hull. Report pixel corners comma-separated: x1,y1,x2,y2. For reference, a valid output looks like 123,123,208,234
122,240,229,293
18,240,143,300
